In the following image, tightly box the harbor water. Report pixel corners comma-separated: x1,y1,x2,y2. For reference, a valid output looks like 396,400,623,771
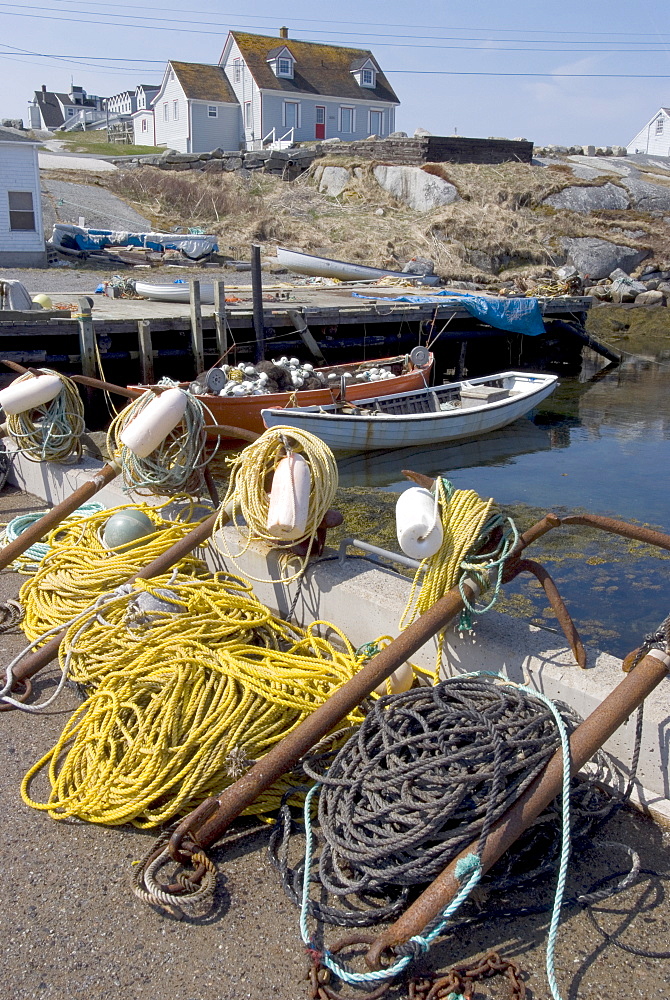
328,345,669,660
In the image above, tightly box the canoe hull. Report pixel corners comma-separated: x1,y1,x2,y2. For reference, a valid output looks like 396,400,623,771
276,247,440,285
261,372,558,452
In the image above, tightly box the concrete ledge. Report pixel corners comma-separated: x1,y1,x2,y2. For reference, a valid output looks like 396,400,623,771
0,250,47,267
6,446,670,825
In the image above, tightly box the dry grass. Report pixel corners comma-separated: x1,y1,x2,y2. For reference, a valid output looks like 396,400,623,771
79,159,670,280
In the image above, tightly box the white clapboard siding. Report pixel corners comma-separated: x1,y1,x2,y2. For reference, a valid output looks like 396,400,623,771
627,109,670,156
153,70,190,151
0,141,45,263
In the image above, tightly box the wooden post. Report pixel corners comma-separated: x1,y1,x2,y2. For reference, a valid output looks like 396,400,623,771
251,244,265,362
189,279,204,375
76,296,96,378
455,339,467,380
137,319,154,384
213,280,228,360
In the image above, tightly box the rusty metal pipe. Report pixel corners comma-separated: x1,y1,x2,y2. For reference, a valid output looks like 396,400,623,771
0,461,120,574
365,647,670,968
515,558,586,668
561,514,670,552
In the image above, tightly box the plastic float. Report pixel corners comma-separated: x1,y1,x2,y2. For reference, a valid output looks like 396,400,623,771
266,452,311,541
395,486,444,560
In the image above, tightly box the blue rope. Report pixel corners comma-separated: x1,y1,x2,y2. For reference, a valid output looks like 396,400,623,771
0,502,106,573
298,672,571,998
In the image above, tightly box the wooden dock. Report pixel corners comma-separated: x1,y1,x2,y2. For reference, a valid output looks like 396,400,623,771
0,281,597,384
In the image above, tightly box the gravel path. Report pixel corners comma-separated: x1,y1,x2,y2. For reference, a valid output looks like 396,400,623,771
2,486,670,999
41,178,152,235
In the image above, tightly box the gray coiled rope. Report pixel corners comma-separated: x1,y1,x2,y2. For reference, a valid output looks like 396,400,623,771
271,676,625,927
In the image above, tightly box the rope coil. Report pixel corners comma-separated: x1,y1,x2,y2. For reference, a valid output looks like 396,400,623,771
213,426,338,584
5,368,85,463
106,384,217,496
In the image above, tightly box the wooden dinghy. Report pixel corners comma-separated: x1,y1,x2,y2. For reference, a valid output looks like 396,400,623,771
129,352,434,440
261,371,559,453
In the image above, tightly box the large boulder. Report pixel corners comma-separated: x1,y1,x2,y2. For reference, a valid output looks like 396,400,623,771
561,237,650,280
373,165,459,212
318,166,351,197
622,177,670,214
543,182,629,213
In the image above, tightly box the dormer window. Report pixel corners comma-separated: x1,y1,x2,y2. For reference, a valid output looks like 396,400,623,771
351,59,377,89
267,45,295,79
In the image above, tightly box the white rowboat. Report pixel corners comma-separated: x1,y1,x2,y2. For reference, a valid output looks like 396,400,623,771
262,371,558,452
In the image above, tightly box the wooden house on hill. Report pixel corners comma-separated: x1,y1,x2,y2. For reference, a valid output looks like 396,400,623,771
145,61,240,153
0,128,45,266
627,108,670,156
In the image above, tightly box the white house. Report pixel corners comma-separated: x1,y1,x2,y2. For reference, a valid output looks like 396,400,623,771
627,108,670,156
134,29,400,153
147,61,240,153
219,29,399,148
28,84,105,131
106,90,137,116
132,85,160,146
0,129,45,266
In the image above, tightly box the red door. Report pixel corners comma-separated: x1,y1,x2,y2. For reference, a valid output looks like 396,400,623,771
315,106,326,140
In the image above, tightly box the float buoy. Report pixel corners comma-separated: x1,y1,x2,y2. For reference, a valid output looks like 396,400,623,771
266,452,311,540
0,374,62,415
119,388,188,458
396,486,444,560
102,508,156,551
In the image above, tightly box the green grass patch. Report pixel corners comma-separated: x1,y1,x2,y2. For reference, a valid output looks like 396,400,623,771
57,131,159,157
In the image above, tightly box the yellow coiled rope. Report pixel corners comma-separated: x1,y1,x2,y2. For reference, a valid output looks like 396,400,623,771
214,425,339,584
399,479,514,678
19,499,210,642
6,368,85,463
21,571,367,827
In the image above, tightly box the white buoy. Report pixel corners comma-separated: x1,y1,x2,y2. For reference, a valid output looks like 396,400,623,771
266,452,311,540
374,661,415,696
0,374,62,415
119,388,188,458
396,487,444,560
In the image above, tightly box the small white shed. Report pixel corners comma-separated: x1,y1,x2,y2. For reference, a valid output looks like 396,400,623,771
0,129,46,267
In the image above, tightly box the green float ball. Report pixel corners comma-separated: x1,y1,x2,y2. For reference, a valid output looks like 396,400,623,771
103,509,156,551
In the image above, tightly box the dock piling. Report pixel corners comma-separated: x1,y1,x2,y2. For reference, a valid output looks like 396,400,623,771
251,245,265,362
213,280,228,360
137,319,154,384
189,280,204,374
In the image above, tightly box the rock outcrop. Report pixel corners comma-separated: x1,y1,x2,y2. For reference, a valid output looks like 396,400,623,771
561,238,650,280
543,182,629,213
372,165,460,212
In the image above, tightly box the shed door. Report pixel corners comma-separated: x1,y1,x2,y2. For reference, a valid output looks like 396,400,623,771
315,106,326,140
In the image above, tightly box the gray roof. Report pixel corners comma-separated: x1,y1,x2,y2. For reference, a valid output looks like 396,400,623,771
33,90,71,128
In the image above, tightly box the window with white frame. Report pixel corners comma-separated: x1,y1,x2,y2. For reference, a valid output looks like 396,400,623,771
233,58,242,83
173,100,179,120
656,117,665,134
141,118,147,132
277,57,293,78
163,102,169,122
283,101,300,129
208,105,218,118
369,109,383,135
244,102,252,128
362,68,375,87
8,191,35,231
339,106,354,133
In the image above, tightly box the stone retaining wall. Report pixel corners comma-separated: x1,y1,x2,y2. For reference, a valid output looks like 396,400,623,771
112,145,319,178
321,135,534,165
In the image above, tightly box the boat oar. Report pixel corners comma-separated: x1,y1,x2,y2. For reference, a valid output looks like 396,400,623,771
165,511,561,861
364,643,670,968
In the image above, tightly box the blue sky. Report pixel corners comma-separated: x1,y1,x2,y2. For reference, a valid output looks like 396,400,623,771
2,0,670,145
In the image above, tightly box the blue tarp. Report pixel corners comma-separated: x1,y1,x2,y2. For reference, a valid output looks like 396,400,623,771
353,290,546,336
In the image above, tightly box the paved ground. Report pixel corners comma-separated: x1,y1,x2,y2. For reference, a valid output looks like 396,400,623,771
41,178,152,235
2,484,670,1000
38,152,118,173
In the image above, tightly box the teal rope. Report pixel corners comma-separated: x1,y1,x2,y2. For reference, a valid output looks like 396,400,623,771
298,673,571,999
0,502,106,573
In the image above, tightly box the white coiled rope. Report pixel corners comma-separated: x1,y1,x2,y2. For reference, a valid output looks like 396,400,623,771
5,369,85,463
106,383,218,496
